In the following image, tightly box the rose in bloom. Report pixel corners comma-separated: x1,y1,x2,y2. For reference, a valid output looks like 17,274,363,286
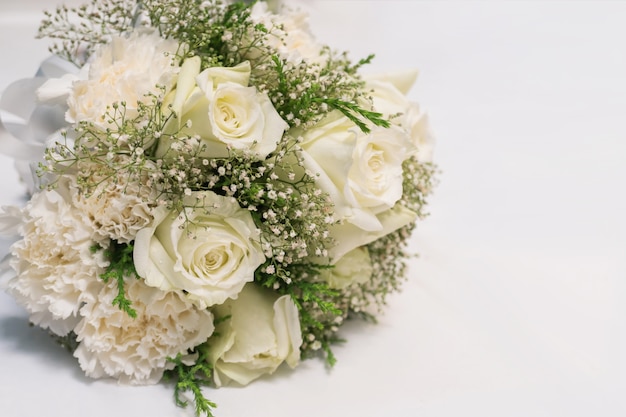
74,279,214,385
320,247,373,289
156,57,288,159
0,177,106,336
207,284,302,386
297,69,435,260
298,111,414,234
365,70,435,163
38,31,179,128
347,126,411,213
133,191,265,309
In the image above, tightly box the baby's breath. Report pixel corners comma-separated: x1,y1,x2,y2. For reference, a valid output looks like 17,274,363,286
142,0,267,68
39,93,172,200
38,0,138,66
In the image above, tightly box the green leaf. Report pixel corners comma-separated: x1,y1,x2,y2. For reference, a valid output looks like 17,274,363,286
99,242,139,318
166,344,217,417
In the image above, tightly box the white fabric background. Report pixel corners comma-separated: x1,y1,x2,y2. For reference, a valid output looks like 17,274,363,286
1,1,625,416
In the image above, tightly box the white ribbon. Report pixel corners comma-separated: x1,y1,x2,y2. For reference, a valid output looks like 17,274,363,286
0,55,78,193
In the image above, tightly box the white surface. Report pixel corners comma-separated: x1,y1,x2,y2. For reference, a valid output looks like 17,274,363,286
2,1,626,416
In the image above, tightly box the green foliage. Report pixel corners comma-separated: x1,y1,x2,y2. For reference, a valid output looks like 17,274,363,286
265,54,389,133
100,242,138,318
142,0,263,68
314,97,390,134
166,345,217,417
48,330,80,353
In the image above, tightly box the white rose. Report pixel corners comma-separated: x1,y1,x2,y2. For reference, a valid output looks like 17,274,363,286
207,283,302,386
157,57,288,158
55,31,179,127
299,111,413,232
365,70,435,163
133,191,265,309
346,125,411,212
320,247,373,289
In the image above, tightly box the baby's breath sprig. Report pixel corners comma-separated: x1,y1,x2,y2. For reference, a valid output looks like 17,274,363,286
401,158,439,218
36,0,276,69
37,0,138,66
141,0,272,68
301,317,346,367
252,144,335,273
336,52,377,77
40,93,173,203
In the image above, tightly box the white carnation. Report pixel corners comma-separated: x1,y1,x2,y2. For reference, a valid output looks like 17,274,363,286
66,31,179,126
71,159,157,244
73,279,215,385
6,180,106,336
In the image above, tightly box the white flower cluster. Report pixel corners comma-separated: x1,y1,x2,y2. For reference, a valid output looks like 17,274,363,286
2,28,302,386
0,0,435,405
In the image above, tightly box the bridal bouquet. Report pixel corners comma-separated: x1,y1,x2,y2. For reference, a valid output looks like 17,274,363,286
0,0,435,415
